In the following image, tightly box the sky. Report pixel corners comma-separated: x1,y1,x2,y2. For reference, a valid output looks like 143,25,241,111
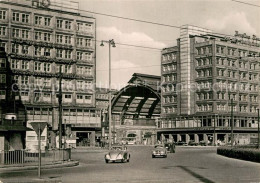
78,0,260,90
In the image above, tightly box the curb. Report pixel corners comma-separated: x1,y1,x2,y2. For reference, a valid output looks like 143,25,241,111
0,160,79,172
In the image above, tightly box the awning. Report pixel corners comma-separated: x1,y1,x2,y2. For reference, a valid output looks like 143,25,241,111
0,126,33,131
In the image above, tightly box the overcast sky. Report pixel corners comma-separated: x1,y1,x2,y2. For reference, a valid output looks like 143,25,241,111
78,0,260,89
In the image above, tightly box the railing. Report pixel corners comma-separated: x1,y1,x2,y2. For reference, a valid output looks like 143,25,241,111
0,149,71,166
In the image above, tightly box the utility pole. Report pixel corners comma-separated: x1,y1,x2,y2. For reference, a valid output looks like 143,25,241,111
231,99,234,147
58,65,63,149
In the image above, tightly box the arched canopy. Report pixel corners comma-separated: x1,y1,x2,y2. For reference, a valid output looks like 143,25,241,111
112,83,161,120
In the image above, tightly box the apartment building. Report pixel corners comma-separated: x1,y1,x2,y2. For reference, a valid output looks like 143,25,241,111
160,25,260,145
0,0,99,148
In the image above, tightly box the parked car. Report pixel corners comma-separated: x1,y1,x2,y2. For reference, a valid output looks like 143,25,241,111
188,140,198,146
176,141,188,146
152,144,167,158
199,140,207,146
164,142,175,153
104,145,130,163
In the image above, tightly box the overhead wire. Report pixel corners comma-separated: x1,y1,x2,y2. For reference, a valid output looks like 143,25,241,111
230,0,260,8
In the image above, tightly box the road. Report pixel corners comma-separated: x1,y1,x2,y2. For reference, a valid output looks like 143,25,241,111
1,146,260,183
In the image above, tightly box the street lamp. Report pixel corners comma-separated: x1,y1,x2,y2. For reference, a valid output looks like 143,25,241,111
257,108,260,149
231,99,234,147
214,114,218,146
100,39,116,149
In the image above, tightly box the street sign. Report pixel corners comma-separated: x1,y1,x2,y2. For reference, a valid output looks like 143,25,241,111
30,122,47,136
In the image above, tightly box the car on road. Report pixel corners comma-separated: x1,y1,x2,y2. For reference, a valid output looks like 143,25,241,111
188,140,199,146
104,145,130,163
152,144,167,158
176,141,188,146
164,142,175,153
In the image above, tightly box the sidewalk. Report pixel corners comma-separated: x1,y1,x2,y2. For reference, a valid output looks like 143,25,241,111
0,160,79,172
71,146,107,153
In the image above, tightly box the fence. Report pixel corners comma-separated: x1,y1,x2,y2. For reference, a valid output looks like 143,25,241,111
0,149,71,166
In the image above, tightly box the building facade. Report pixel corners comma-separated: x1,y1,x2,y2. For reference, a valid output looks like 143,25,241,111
160,25,260,145
0,0,100,148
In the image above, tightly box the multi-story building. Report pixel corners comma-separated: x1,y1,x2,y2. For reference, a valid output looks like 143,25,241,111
0,0,100,148
160,25,260,145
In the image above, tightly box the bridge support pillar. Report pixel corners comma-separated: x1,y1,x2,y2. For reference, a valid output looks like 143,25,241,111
185,134,190,143
177,134,181,142
194,134,199,143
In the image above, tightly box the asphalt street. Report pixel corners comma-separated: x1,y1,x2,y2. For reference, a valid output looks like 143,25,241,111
1,146,260,183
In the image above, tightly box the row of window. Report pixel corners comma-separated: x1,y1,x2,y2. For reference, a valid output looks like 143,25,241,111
163,96,177,103
197,69,212,77
162,53,177,62
162,64,177,72
0,10,93,31
11,44,93,61
162,74,177,82
162,84,176,93
9,59,92,75
162,106,177,114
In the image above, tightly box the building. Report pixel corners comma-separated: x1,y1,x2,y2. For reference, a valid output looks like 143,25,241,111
0,47,30,150
160,25,260,145
0,0,100,148
111,73,161,145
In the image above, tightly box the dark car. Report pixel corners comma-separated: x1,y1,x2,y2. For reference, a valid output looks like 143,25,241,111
176,141,188,146
164,143,175,153
188,140,198,146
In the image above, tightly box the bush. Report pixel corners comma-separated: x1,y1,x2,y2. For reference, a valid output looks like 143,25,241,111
217,147,260,163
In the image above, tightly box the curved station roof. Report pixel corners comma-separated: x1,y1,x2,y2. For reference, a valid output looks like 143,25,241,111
112,73,161,122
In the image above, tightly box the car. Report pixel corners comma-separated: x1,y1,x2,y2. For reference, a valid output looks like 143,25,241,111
164,142,176,153
176,141,188,146
152,144,167,158
104,145,130,163
188,140,198,146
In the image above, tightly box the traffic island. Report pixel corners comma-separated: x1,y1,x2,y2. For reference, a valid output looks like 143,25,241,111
0,160,79,172
217,146,260,163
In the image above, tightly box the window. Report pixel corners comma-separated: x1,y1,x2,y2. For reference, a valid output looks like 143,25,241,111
21,60,29,70
35,15,42,25
57,19,63,28
44,17,51,26
76,52,83,60
35,46,41,56
43,63,51,72
65,50,71,59
12,12,20,21
65,20,71,29
85,39,92,47
76,37,83,46
0,26,6,36
56,35,63,43
21,45,29,54
65,35,71,44
44,47,51,56
0,74,6,83
43,33,51,41
35,31,42,40
11,59,19,69
85,52,92,60
21,29,29,39
21,75,28,84
0,58,6,68
12,43,19,53
34,62,42,71
21,13,29,23
0,10,6,20
43,78,51,87
56,49,63,58
64,65,72,73
13,28,20,38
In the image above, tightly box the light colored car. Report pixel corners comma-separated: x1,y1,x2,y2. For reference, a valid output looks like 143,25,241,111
105,145,130,163
152,144,167,158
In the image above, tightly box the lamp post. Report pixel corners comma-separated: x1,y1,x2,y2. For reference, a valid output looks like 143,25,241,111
231,99,234,147
58,65,63,149
100,39,116,149
214,114,218,146
257,109,260,149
